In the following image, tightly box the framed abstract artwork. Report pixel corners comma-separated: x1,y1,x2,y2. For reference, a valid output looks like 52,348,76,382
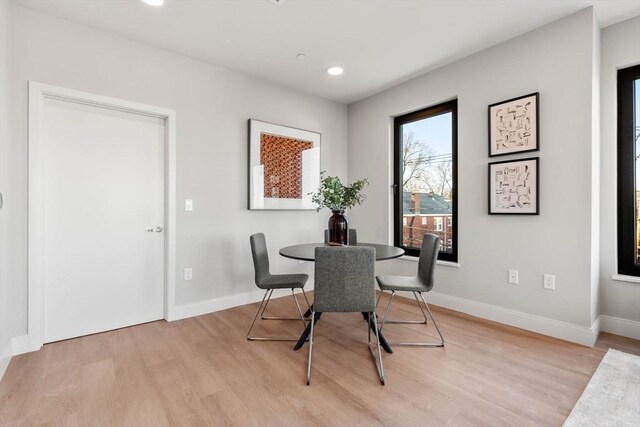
248,119,320,210
488,92,539,157
488,157,539,215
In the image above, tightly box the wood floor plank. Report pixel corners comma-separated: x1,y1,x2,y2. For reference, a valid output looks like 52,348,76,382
1,293,639,426
111,328,171,427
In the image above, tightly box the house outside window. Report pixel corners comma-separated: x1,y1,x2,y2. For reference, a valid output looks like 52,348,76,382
617,64,640,277
394,99,458,261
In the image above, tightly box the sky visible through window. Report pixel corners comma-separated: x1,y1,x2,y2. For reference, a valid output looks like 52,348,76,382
402,112,452,195
401,111,454,253
403,113,452,159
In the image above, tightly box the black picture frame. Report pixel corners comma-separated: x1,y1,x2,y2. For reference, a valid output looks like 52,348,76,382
488,157,539,215
488,92,539,157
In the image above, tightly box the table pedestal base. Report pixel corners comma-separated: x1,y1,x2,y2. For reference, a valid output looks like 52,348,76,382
293,307,393,353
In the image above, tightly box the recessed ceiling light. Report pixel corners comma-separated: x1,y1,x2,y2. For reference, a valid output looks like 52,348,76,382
296,53,307,60
327,66,344,76
142,0,164,6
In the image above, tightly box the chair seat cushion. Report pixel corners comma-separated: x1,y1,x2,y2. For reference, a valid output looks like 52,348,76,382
261,273,309,289
376,275,428,292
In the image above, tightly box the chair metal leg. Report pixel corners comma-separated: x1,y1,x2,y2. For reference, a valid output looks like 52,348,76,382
307,311,317,385
367,312,385,385
379,291,396,332
247,288,308,341
247,289,269,339
301,289,312,313
258,289,273,319
375,290,384,310
376,290,428,325
418,292,445,347
411,291,430,324
306,311,384,385
291,289,307,329
379,291,445,347
260,289,309,321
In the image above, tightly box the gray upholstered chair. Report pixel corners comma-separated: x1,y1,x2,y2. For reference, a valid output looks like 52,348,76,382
323,228,358,245
307,246,384,385
247,233,311,341
375,233,444,347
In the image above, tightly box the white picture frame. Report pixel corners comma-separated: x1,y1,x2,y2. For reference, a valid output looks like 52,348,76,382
248,119,320,210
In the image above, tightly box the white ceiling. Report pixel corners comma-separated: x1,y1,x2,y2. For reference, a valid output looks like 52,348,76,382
12,0,640,104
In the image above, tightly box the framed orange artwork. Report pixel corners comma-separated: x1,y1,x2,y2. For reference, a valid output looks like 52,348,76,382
248,119,320,210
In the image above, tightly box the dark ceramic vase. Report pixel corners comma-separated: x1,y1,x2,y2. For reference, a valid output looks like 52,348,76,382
328,210,348,245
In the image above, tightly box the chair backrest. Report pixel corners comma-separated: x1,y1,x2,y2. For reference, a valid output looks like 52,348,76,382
314,246,375,313
249,233,270,287
417,234,440,292
323,228,358,245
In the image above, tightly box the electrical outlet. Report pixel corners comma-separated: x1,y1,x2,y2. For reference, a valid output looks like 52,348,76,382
543,274,555,290
184,268,193,281
508,269,519,284
185,199,193,211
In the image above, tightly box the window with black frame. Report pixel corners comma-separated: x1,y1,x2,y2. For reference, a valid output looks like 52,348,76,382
617,64,640,277
394,100,457,262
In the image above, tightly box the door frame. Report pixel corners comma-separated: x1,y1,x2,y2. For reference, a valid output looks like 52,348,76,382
28,81,177,351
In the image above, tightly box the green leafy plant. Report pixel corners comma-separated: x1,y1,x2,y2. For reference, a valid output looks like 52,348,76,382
310,172,369,212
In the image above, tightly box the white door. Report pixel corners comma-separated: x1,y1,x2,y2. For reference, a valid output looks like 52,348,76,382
42,97,166,343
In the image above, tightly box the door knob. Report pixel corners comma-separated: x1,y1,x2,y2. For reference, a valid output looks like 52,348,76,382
147,226,164,233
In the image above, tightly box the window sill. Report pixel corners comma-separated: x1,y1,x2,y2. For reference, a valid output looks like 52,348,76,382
399,255,461,268
612,274,640,284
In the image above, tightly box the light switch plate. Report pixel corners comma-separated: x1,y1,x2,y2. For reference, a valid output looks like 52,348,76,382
185,199,193,211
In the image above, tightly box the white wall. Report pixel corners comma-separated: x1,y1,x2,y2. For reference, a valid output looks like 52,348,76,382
599,16,640,324
3,4,637,354
0,0,12,372
348,9,599,334
6,5,348,338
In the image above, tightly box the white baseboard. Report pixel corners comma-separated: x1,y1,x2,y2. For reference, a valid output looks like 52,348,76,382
0,340,11,382
11,335,30,356
599,315,640,340
173,286,599,346
174,289,639,346
421,291,600,347
173,287,312,321
0,335,30,383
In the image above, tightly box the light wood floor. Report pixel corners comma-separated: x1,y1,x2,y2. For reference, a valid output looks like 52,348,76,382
1,293,639,427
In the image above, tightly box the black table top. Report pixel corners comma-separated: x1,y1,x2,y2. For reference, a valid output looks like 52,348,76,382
279,242,405,262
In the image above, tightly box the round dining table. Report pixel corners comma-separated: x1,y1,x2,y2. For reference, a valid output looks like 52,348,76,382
279,242,405,262
279,242,404,353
